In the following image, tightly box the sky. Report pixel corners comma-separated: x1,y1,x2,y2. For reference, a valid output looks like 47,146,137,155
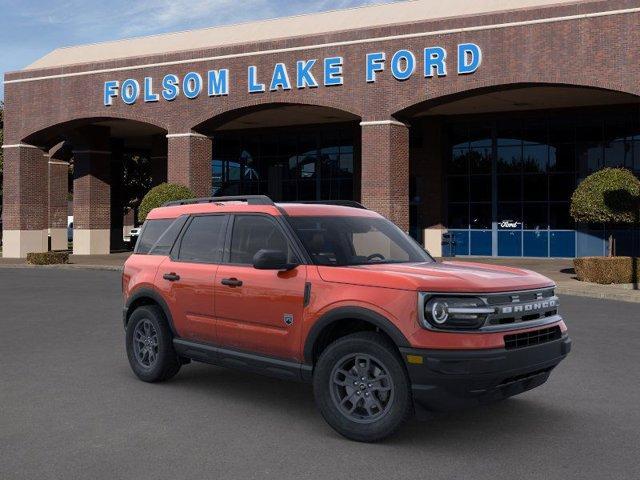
0,0,401,100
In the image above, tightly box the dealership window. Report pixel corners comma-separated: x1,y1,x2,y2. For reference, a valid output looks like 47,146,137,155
211,124,357,202
444,107,640,258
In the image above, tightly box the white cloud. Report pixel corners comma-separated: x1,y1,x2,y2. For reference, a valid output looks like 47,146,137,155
11,0,396,41
117,0,277,36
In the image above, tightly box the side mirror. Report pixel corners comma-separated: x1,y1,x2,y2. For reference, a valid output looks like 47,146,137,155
253,249,298,271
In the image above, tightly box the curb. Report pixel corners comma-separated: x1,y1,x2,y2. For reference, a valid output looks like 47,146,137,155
556,285,640,304
0,264,123,272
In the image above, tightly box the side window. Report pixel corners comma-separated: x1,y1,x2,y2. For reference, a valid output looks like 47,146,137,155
177,215,228,264
229,215,294,265
135,219,174,254
148,215,188,256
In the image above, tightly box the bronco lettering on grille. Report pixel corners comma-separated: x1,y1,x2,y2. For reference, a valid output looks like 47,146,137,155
501,299,557,315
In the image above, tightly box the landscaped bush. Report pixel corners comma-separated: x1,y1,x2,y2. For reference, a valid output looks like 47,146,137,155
139,183,195,222
570,168,640,224
27,251,69,265
574,256,640,284
570,168,640,257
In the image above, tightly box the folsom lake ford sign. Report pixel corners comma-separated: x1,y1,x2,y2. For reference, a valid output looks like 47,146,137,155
103,43,482,106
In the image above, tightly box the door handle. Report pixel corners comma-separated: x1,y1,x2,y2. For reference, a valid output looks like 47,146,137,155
163,272,181,282
221,277,243,287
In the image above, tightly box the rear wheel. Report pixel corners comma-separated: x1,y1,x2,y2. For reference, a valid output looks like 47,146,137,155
126,305,181,382
313,332,412,442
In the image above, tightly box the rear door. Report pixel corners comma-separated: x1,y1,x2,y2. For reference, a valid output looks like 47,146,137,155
157,214,229,343
214,214,307,361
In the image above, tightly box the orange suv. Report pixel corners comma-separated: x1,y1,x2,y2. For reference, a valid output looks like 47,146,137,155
122,195,571,442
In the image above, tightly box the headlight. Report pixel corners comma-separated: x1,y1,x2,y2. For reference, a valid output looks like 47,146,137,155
421,296,495,330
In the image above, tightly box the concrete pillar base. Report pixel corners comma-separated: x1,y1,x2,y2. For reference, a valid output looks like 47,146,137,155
73,229,110,255
2,230,48,258
424,228,446,258
49,228,68,251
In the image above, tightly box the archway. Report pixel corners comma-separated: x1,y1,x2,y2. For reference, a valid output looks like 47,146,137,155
192,103,361,202
395,84,640,258
4,117,167,257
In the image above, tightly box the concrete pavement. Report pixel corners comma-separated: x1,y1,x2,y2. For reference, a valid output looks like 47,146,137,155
1,268,639,480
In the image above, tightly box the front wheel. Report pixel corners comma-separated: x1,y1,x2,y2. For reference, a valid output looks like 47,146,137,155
126,305,181,382
313,332,412,442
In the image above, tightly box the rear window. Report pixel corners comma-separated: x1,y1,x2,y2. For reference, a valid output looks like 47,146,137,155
148,216,189,256
135,219,174,254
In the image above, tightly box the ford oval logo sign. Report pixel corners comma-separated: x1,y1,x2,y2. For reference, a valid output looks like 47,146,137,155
499,220,521,229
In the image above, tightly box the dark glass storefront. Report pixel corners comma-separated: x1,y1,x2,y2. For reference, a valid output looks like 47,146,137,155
211,123,359,202
208,109,639,259
445,106,640,257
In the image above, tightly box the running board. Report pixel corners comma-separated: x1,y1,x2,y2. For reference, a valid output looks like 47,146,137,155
173,338,313,383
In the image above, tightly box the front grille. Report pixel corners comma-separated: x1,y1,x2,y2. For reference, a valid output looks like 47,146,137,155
486,288,554,305
504,326,562,350
485,289,558,327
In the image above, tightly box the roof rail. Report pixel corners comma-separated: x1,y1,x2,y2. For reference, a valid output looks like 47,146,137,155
163,195,275,207
280,200,367,209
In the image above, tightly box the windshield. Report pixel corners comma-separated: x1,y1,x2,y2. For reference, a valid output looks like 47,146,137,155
288,216,433,266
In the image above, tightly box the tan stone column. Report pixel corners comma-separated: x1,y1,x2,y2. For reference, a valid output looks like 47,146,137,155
72,148,111,255
48,143,70,251
360,120,410,232
167,132,212,197
1,143,49,258
70,126,112,255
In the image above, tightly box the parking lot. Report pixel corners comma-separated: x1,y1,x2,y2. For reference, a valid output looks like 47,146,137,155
1,268,639,480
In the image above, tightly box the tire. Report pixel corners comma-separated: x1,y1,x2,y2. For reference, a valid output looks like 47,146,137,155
313,331,412,442
126,305,181,383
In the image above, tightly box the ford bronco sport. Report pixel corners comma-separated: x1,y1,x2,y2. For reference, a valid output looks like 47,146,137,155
122,195,571,442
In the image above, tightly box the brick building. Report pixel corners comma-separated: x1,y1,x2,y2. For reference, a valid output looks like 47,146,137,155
3,0,640,258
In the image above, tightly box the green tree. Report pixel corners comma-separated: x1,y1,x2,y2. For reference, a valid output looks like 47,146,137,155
570,167,640,256
138,183,194,222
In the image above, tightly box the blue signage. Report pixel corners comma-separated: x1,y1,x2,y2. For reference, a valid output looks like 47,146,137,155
103,43,481,106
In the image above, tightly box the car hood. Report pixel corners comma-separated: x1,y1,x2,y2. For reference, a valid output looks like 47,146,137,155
317,260,555,293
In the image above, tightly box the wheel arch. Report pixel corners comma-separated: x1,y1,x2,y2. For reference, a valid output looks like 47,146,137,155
124,288,177,336
304,307,410,365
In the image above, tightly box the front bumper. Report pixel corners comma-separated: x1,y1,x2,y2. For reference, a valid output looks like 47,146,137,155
400,334,571,412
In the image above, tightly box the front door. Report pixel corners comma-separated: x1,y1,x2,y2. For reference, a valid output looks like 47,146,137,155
215,214,307,361
157,214,229,344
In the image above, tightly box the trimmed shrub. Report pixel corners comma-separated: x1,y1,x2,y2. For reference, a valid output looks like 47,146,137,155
27,251,69,265
570,168,640,224
139,183,195,222
574,256,640,284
